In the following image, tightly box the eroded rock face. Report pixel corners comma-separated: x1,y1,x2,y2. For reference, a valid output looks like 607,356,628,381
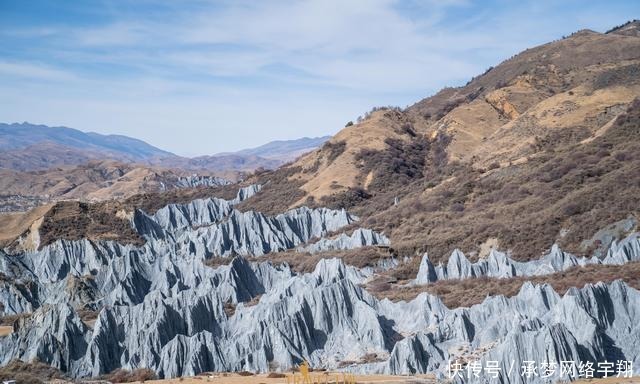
2,185,639,383
176,175,232,188
298,228,390,254
131,184,359,258
1,255,639,382
134,184,261,232
414,233,640,284
0,184,370,317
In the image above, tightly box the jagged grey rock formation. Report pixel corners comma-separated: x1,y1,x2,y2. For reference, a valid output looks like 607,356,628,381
298,228,390,254
140,206,358,257
580,216,636,258
414,233,640,284
132,183,357,258
1,254,639,382
176,175,232,188
137,184,261,231
0,184,362,317
3,183,639,383
602,232,640,265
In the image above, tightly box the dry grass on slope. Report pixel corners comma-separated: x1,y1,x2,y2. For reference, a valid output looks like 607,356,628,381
408,29,640,125
296,109,412,202
0,360,67,384
0,204,53,244
236,108,417,213
260,246,396,274
239,30,640,240
371,261,640,309
314,98,640,264
404,31,640,167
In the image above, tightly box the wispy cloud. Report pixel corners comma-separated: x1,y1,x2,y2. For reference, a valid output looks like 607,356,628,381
0,0,637,155
0,61,77,81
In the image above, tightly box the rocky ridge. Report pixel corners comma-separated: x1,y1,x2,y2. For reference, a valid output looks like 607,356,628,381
414,232,640,284
0,184,385,317
1,255,639,383
176,175,232,188
298,228,390,254
1,185,639,383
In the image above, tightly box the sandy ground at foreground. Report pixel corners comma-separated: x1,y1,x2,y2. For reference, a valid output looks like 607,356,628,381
574,377,640,384
143,373,435,384
136,373,640,384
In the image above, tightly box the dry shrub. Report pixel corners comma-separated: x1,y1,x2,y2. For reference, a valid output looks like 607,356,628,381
337,360,357,368
38,201,144,249
374,261,640,308
236,166,306,215
319,187,371,210
125,184,240,214
103,368,157,383
0,360,66,384
34,182,242,250
263,246,396,274
0,313,31,326
245,294,262,307
322,141,347,163
388,257,421,282
360,353,384,363
237,371,255,376
77,308,100,323
336,98,640,265
203,257,231,268
223,302,236,317
267,372,286,378
354,135,432,193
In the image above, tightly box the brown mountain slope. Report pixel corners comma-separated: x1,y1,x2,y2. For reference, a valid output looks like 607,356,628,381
282,28,640,201
292,109,412,201
607,19,640,37
0,142,108,171
238,26,640,262
361,99,640,262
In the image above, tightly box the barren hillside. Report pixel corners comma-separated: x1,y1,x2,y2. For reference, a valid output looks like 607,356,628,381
0,161,234,212
238,24,640,262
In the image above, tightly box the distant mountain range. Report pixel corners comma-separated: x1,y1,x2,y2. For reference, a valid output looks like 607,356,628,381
0,122,330,172
0,122,173,159
158,135,331,173
0,122,174,171
222,136,331,161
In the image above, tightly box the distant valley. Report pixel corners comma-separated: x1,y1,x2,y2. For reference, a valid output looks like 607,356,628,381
0,122,329,211
0,122,329,173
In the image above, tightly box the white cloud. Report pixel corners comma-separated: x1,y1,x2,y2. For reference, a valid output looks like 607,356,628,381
34,0,481,92
0,61,77,82
1,0,637,155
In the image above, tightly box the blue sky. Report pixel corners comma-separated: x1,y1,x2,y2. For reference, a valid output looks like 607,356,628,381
0,0,638,156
